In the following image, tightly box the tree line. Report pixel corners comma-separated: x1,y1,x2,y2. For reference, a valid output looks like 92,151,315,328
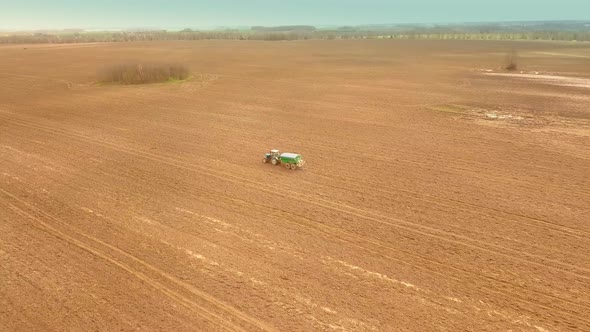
2,29,589,44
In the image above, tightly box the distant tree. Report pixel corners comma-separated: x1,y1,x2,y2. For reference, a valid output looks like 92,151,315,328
504,49,519,71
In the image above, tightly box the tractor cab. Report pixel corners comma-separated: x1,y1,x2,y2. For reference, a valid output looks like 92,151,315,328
270,149,280,158
264,149,282,165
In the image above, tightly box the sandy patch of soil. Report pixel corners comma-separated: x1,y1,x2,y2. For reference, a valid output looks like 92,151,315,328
484,72,590,89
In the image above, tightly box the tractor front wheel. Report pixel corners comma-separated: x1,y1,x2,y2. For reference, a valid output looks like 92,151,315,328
263,158,267,163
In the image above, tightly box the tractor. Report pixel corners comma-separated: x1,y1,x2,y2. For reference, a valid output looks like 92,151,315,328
263,149,305,170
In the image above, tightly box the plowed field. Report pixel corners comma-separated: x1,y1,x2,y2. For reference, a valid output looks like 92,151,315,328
1,40,589,331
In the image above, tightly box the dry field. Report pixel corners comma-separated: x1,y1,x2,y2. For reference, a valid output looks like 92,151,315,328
1,40,589,331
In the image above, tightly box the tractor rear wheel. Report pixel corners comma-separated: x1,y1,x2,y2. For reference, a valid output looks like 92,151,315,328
271,158,278,165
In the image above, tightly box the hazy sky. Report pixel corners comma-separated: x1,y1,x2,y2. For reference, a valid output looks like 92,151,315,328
1,0,588,30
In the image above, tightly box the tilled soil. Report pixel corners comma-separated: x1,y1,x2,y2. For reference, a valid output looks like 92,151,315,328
1,40,589,331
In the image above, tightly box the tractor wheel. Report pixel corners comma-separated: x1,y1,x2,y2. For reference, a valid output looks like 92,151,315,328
263,158,267,163
290,163,297,170
271,158,278,165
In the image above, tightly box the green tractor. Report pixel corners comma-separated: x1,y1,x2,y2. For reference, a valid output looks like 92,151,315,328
263,149,305,170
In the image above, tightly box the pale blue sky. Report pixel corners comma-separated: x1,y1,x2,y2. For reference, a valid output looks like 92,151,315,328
1,0,588,30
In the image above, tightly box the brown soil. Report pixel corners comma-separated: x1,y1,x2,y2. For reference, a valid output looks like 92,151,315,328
1,40,589,331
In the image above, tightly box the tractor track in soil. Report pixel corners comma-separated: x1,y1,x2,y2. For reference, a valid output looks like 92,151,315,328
59,106,590,199
76,100,590,182
4,174,590,329
2,114,589,279
2,112,590,327
2,113,588,279
1,188,275,332
2,109,587,235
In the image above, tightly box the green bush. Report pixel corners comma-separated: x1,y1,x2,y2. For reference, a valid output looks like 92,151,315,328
504,50,519,71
